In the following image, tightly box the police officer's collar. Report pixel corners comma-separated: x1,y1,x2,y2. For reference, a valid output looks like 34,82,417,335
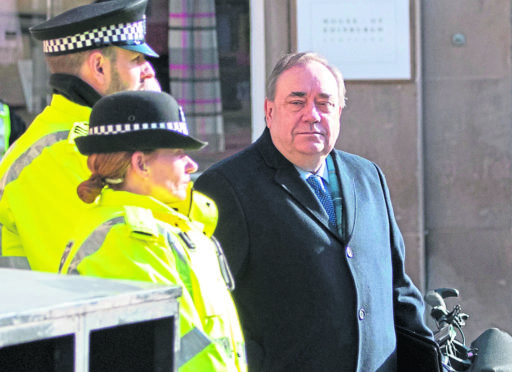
50,74,102,107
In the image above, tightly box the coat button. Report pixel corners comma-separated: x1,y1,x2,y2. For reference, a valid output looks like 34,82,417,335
346,246,353,258
359,308,366,320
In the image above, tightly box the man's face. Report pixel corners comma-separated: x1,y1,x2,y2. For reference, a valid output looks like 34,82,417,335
105,48,156,94
265,61,342,170
145,149,198,203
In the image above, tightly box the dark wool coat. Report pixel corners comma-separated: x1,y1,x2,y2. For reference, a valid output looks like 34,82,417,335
195,128,434,372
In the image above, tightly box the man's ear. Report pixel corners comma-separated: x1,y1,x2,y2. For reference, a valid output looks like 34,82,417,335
264,98,273,128
80,50,109,93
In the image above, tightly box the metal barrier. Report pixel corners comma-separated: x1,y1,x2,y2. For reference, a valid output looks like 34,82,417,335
0,268,181,371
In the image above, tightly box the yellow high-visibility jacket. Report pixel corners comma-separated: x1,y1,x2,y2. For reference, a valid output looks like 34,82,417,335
0,102,11,158
59,188,247,372
0,94,91,271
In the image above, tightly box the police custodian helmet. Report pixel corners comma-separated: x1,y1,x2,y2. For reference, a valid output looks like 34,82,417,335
75,91,207,155
29,0,158,57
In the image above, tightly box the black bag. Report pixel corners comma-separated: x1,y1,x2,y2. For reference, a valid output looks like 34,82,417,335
396,326,444,372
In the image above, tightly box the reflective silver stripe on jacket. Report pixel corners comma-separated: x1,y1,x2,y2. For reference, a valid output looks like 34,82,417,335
0,131,70,256
178,327,213,368
0,131,70,196
0,256,31,269
66,216,125,274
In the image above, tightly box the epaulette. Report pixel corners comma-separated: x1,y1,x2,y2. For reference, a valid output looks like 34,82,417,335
124,205,159,240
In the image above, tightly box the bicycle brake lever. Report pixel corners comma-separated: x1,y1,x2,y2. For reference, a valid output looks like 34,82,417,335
434,287,460,299
425,290,446,308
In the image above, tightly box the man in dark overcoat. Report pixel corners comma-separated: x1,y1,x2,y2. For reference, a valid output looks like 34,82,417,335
195,52,438,371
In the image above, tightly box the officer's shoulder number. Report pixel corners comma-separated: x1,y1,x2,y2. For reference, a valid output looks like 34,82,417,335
124,206,159,239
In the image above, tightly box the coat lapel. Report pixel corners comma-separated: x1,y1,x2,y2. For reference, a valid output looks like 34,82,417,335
275,166,332,228
256,129,343,238
332,152,357,243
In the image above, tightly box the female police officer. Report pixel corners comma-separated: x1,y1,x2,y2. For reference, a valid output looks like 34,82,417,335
59,90,246,372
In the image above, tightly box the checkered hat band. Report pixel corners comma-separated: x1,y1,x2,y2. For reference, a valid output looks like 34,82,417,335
89,122,189,136
43,19,146,54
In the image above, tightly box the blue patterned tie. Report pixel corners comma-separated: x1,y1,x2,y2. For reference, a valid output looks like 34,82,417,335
307,175,336,226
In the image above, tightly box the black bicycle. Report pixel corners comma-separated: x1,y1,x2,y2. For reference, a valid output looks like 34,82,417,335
425,288,477,371
425,288,512,372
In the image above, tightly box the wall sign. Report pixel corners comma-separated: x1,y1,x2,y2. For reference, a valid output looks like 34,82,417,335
296,0,412,80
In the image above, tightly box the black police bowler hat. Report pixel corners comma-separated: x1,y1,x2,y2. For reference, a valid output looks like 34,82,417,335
75,91,207,155
29,0,158,57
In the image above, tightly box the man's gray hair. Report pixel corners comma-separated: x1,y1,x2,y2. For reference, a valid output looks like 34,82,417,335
265,52,346,108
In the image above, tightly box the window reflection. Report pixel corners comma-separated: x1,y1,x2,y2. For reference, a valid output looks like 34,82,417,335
0,0,251,172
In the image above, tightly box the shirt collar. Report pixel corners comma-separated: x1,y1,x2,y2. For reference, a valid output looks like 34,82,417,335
295,160,329,184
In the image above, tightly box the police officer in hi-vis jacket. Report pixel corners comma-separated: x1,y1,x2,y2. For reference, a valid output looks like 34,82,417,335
0,0,159,271
60,90,246,372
